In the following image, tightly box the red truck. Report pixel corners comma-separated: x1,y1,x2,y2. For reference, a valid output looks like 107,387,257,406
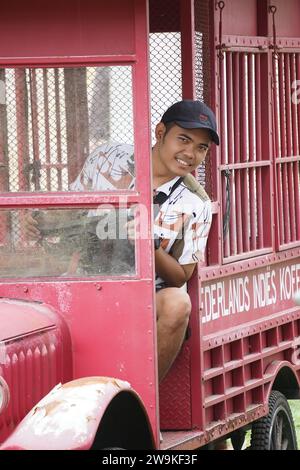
0,0,300,450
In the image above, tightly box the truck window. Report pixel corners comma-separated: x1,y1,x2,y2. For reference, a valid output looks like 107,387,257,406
0,65,134,192
0,207,136,278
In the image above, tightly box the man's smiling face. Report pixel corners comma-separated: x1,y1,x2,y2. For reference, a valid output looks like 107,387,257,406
155,123,211,179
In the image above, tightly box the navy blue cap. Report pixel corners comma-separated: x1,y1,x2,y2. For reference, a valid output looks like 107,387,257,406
161,100,219,145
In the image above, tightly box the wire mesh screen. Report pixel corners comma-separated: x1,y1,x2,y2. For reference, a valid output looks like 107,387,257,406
0,66,134,193
149,0,212,193
149,32,182,142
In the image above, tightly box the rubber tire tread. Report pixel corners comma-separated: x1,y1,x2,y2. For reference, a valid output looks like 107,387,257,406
250,390,297,450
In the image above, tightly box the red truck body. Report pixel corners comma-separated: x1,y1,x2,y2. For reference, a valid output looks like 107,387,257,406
0,0,299,450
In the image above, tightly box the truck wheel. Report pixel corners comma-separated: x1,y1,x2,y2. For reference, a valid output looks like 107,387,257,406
250,391,298,450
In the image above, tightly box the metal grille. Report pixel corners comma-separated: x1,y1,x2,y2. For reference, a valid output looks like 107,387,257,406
0,330,63,442
272,53,300,247
0,66,134,193
219,51,272,260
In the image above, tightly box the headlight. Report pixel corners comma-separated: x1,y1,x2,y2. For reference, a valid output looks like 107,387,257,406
0,376,10,414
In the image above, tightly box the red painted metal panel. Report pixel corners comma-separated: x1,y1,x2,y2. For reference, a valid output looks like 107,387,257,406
0,0,135,59
159,344,191,430
0,300,55,340
0,279,157,436
201,256,300,336
272,0,300,37
219,0,257,36
180,0,195,99
149,0,180,33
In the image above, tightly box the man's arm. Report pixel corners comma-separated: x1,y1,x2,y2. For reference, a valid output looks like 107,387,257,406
155,247,196,287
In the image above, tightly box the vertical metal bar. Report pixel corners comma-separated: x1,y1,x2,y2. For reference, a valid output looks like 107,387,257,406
296,54,300,240
256,168,263,248
226,52,235,256
260,48,274,251
290,54,299,156
297,54,300,148
223,173,230,258
241,168,250,253
235,169,243,254
282,162,290,244
54,69,62,191
272,56,281,157
248,54,256,250
241,53,249,252
220,53,227,165
294,160,300,240
233,53,240,163
255,54,263,248
226,52,234,164
285,54,293,156
255,54,262,160
278,54,286,157
276,161,284,246
233,52,242,253
43,69,51,191
249,166,256,250
288,161,296,241
0,69,9,246
241,53,249,163
248,53,256,162
229,169,237,256
180,0,195,98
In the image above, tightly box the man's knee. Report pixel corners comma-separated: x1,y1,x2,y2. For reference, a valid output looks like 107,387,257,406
157,288,191,331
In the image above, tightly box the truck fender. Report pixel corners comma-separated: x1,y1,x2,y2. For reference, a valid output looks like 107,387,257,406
0,376,155,450
264,360,300,401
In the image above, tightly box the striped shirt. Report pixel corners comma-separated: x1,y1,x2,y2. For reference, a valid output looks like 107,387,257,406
70,143,212,287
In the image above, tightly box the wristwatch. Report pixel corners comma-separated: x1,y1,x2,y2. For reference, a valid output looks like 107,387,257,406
154,235,162,250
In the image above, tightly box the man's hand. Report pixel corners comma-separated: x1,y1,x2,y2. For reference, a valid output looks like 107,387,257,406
124,206,140,244
23,211,41,240
155,247,196,287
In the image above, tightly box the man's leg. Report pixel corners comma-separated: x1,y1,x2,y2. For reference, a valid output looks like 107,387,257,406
156,287,191,383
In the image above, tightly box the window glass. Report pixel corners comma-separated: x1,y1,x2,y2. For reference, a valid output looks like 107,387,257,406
0,66,134,192
0,208,136,278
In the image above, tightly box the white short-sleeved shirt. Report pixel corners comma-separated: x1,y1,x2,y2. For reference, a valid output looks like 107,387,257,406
70,143,212,289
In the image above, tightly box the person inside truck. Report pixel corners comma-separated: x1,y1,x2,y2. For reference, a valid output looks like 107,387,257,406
25,100,219,382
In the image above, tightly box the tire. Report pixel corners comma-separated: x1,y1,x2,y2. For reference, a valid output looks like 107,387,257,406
250,391,298,450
